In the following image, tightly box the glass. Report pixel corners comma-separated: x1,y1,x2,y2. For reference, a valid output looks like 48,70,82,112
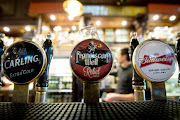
79,26,100,41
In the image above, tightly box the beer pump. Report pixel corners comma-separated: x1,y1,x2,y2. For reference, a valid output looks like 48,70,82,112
175,32,180,86
35,33,53,103
0,33,5,88
129,32,145,101
70,26,113,103
1,39,47,103
132,39,176,101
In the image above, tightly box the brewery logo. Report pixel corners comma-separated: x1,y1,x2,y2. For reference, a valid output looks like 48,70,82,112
140,53,174,68
2,40,46,84
17,48,27,55
87,41,97,53
75,41,109,68
133,40,176,82
70,39,113,81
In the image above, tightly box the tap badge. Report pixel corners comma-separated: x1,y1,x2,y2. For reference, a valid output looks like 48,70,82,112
2,40,47,84
70,39,113,81
133,40,176,82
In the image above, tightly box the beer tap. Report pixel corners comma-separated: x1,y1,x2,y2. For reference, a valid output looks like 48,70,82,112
175,32,180,86
129,32,145,101
35,33,53,103
0,33,5,88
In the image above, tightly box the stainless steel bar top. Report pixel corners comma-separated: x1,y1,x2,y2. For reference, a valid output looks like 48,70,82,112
0,100,179,120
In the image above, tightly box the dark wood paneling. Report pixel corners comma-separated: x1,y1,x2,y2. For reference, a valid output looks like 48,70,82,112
0,0,16,16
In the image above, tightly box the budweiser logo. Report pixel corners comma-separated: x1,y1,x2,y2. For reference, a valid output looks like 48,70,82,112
140,53,174,68
83,66,100,78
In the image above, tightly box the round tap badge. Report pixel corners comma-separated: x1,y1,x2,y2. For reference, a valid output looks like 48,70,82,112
70,39,113,81
133,40,177,82
2,40,47,84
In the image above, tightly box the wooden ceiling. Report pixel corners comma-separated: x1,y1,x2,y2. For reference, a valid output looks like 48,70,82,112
30,0,180,6
0,0,179,36
91,16,134,28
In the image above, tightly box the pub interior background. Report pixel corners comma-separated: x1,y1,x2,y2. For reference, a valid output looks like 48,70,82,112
0,0,179,103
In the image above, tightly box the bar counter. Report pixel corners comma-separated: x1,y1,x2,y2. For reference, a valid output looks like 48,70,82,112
0,100,179,120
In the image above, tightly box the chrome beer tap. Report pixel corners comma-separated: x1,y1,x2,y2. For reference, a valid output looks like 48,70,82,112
129,32,145,101
35,33,53,103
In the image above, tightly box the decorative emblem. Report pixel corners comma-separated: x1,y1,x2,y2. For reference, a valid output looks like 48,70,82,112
2,40,47,84
70,39,113,81
140,53,174,68
133,40,176,82
17,48,27,55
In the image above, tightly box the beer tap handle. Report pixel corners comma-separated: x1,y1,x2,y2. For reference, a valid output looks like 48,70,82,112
129,32,144,86
129,32,145,101
175,32,180,86
0,33,5,87
35,33,53,103
36,33,53,88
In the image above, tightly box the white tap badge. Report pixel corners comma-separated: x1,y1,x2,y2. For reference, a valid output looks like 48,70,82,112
133,40,177,82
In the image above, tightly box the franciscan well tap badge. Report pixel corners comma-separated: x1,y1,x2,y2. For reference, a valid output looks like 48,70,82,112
2,40,47,84
133,40,176,82
70,39,113,81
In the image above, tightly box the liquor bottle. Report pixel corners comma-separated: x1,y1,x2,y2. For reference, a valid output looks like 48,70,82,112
35,33,53,103
175,32,180,86
0,33,5,87
129,32,145,101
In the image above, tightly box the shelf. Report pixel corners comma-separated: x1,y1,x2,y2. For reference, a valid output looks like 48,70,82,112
49,74,72,76
167,93,180,97
47,89,72,93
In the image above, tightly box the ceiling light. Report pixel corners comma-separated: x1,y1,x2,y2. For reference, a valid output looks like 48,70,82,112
53,26,62,31
122,21,127,26
68,15,74,21
164,26,168,31
25,26,31,32
50,15,56,21
42,26,49,31
153,15,159,21
96,21,101,26
63,0,83,17
72,26,76,31
3,27,10,32
169,15,176,21
154,26,160,31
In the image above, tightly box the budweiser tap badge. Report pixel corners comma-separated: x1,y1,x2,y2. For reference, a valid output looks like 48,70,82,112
70,39,113,81
133,40,177,82
2,40,47,84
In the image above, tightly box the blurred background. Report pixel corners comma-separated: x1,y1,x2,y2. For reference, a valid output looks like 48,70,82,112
0,0,179,103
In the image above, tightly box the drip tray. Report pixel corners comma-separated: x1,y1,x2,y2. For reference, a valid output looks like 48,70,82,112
0,100,180,120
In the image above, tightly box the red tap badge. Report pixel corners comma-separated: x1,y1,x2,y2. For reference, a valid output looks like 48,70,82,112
133,40,177,82
70,39,113,81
